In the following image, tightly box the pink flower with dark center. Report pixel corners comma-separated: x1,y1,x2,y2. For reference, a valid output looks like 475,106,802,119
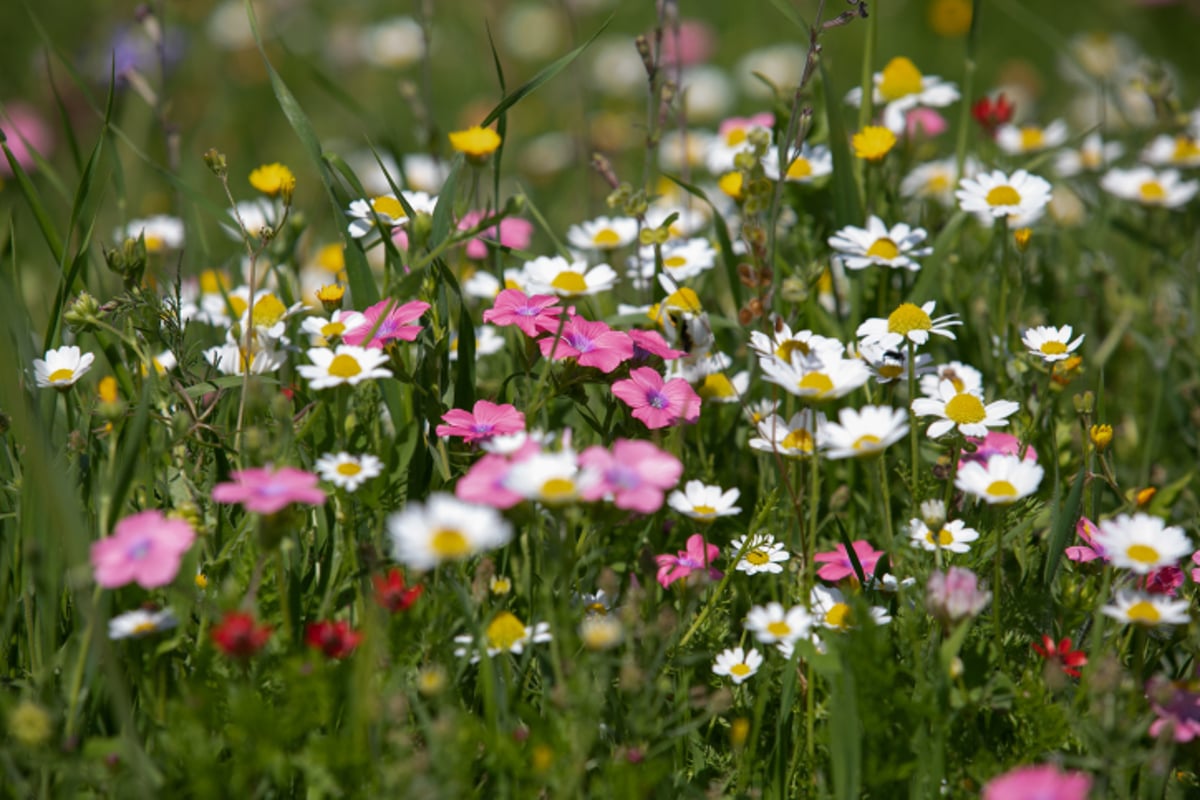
458,211,534,260
91,509,196,589
982,764,1092,800
962,431,1036,466
1065,516,1106,563
611,366,701,429
212,466,327,514
455,454,526,509
342,298,430,348
436,400,526,443
1142,565,1184,596
579,439,683,513
628,329,687,361
813,540,883,583
538,316,634,373
482,289,563,338
655,533,722,588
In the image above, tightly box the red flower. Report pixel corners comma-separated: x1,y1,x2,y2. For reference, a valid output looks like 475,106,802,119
305,620,363,659
1032,635,1088,678
211,611,272,659
971,93,1014,137
373,569,423,614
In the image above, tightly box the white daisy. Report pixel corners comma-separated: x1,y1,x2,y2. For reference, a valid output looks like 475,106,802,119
743,398,781,427
226,287,307,342
387,493,513,571
627,237,717,287
565,216,639,251
296,345,393,389
1141,133,1200,169
503,450,596,506
453,611,552,662
579,615,624,651
994,120,1069,155
910,379,1020,439
203,336,287,376
644,202,711,239
116,214,184,252
1021,325,1085,363
855,339,934,385
1101,591,1190,627
704,115,773,175
667,480,741,521
523,255,618,297
749,322,844,369
810,585,890,629
1100,167,1198,209
828,216,931,272
748,411,824,459
758,353,871,401
314,452,384,492
696,370,750,404
712,647,764,684
730,533,790,575
901,156,977,207
856,301,961,350
762,142,833,183
954,454,1044,505
108,608,178,640
919,361,983,399
744,602,813,646
845,56,960,133
33,346,95,389
956,169,1053,226
1054,132,1123,176
346,191,437,238
301,310,368,346
907,518,979,554
1093,513,1193,575
820,405,908,459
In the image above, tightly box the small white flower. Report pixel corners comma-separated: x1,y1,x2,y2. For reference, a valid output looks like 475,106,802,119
346,192,437,238
810,585,890,629
744,602,813,645
453,611,552,662
387,493,513,571
1100,167,1198,209
956,169,1053,226
1101,591,1190,627
901,156,977,207
1021,325,1085,363
759,353,871,401
919,361,983,399
762,143,833,183
1093,513,1193,575
845,56,959,133
748,411,823,459
448,326,505,361
296,345,393,389
626,237,717,287
712,646,764,684
855,339,934,385
522,255,618,297
116,214,184,252
730,533,790,575
301,310,368,346
704,115,773,174
995,120,1069,155
910,380,1020,439
33,346,95,389
695,370,750,404
1055,132,1123,176
565,216,639,251
907,518,980,554
1140,133,1200,169
203,336,287,376
955,454,1044,505
820,405,909,459
829,215,932,271
503,450,595,506
749,322,844,370
108,608,178,640
668,480,741,521
579,615,624,651
857,301,961,350
314,452,383,492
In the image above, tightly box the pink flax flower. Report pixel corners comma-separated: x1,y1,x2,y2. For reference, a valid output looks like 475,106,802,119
1147,671,1200,743
813,540,883,583
458,211,534,260
656,533,722,589
538,316,633,373
628,328,687,361
0,102,55,177
91,509,196,589
1191,550,1200,583
982,764,1092,800
1065,516,1106,563
212,466,327,514
612,366,701,429
342,298,430,348
962,431,1036,466
483,289,564,338
579,439,683,513
436,400,525,444
1142,565,1184,596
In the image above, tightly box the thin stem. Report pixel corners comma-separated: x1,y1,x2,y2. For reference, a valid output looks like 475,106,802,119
907,340,919,500
954,0,983,182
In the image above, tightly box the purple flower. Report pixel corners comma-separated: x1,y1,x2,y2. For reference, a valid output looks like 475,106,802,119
655,533,722,588
538,316,633,373
91,510,195,589
212,466,327,514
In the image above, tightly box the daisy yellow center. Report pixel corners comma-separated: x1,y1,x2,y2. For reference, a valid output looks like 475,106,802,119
700,373,736,399
485,611,526,650
1173,136,1200,162
551,272,588,294
766,621,791,637
251,294,287,327
664,255,688,268
371,196,405,221
665,288,704,313
986,480,1018,498
725,128,748,147
540,477,577,503
798,372,834,396
985,185,1021,207
1019,127,1044,150
1039,341,1068,355
430,527,470,558
887,302,933,335
48,368,75,383
825,603,852,629
944,393,986,424
592,228,621,246
585,602,606,615
852,434,882,451
782,429,815,453
1139,181,1165,202
1126,601,1160,624
927,529,954,546
321,321,347,338
1125,543,1161,565
328,354,363,379
879,56,923,101
879,363,904,380
729,663,752,677
144,235,165,253
1081,149,1101,169
776,340,811,362
786,158,813,179
866,238,900,260
817,270,833,293
132,621,159,635
200,269,230,294
746,549,770,566
335,462,363,476
692,504,717,516
718,171,744,199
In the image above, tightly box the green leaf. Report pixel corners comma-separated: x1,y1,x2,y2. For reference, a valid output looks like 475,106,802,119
828,659,863,800
1043,465,1086,587
819,61,862,228
429,155,464,250
1,136,64,264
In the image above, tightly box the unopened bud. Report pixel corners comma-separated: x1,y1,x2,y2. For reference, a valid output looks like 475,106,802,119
203,148,228,177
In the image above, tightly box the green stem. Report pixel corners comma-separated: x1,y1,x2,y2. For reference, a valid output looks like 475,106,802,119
954,0,983,181
64,586,103,738
907,340,919,501
857,0,878,131
876,455,896,564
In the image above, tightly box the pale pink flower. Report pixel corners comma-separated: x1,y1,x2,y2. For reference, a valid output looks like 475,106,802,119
1192,550,1200,583
212,466,327,514
342,298,429,348
926,567,992,624
579,439,683,513
1148,672,1200,743
905,107,948,138
813,540,883,582
1065,516,1106,563
0,102,54,176
482,289,563,338
455,454,527,509
91,510,195,589
628,329,687,361
656,19,715,67
458,211,534,260
982,764,1092,800
962,431,1036,466
436,400,526,443
538,316,633,373
655,533,722,588
612,366,701,429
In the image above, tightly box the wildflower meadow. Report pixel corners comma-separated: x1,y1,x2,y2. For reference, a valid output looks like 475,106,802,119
4,0,1200,796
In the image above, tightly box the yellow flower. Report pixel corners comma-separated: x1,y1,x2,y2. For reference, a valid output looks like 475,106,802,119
1135,487,1156,507
717,171,744,200
927,0,972,37
315,283,345,312
1089,423,1113,452
1013,227,1032,251
730,717,751,751
852,126,897,161
449,126,502,161
249,163,296,198
195,572,209,590
98,376,119,404
8,700,52,748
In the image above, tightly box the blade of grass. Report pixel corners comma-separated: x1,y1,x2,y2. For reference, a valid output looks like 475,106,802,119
1043,465,1086,588
819,61,862,228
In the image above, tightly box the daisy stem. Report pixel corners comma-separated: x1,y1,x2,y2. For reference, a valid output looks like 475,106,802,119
806,451,820,595
677,561,738,649
954,0,983,182
907,340,919,500
991,507,1004,666
64,585,102,739
856,0,877,132
876,455,897,563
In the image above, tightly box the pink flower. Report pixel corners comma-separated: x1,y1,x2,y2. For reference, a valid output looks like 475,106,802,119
1142,565,1184,596
341,298,429,348
0,102,54,176
1192,550,1200,584
538,316,634,373
655,533,722,588
717,113,774,141
628,329,687,361
926,567,992,624
455,454,527,509
813,540,883,583
905,107,948,138
579,439,683,513
656,19,715,67
1065,516,1106,563
1148,673,1200,743
612,367,701,429
482,289,563,338
962,432,1036,466
982,764,1092,800
91,510,196,589
212,466,327,514
458,211,534,260
436,400,525,443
